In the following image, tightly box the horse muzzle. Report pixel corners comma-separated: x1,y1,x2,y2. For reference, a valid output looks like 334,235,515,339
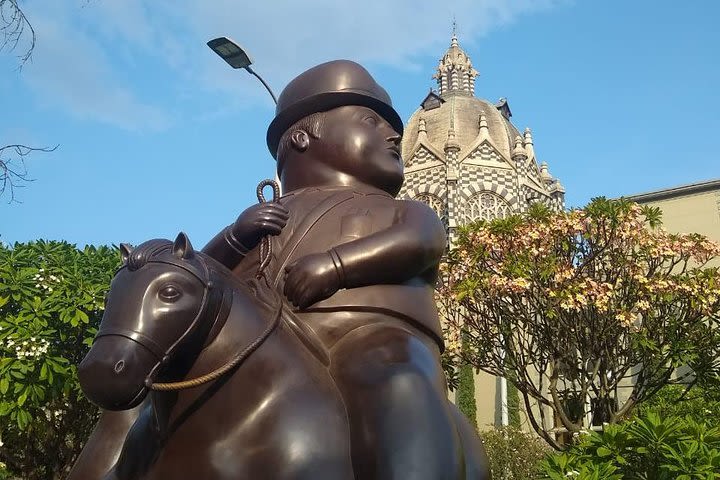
79,336,158,410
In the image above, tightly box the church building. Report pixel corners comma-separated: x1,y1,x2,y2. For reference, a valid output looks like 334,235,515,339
399,33,565,239
399,33,566,428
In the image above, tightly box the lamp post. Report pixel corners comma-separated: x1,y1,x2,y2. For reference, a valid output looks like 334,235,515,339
207,36,281,192
207,37,278,105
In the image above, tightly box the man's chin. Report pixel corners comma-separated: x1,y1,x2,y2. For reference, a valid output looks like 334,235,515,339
384,169,405,197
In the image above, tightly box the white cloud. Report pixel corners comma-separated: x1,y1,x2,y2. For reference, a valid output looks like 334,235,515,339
172,0,565,98
14,0,566,129
17,1,171,131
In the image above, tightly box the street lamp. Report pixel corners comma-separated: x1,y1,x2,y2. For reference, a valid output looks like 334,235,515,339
207,36,281,193
206,37,278,105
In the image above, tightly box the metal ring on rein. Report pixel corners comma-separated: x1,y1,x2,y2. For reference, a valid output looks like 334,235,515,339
256,179,281,277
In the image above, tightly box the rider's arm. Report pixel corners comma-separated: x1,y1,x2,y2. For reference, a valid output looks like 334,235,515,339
283,200,446,309
202,226,250,270
332,200,446,287
203,201,289,270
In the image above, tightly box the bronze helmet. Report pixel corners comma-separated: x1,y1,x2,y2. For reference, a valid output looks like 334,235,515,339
266,60,404,159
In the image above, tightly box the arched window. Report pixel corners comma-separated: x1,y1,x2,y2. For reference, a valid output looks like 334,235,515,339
415,193,448,229
465,192,512,222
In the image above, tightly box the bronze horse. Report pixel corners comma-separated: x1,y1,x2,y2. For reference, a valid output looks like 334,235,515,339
71,233,354,479
69,233,488,479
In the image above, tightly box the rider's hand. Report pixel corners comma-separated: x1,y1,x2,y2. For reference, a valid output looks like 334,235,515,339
284,252,341,309
231,202,289,251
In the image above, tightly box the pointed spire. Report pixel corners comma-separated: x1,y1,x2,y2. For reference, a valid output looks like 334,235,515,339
551,179,566,194
445,127,460,152
418,117,427,135
451,16,458,44
523,127,535,159
540,162,563,194
523,127,533,146
478,111,489,139
540,161,551,180
432,28,478,97
512,135,527,160
479,111,488,130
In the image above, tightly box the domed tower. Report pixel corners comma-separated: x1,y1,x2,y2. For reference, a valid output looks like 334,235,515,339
399,34,565,242
399,33,566,429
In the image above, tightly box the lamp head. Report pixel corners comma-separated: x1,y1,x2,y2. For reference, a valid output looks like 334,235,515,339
207,37,252,69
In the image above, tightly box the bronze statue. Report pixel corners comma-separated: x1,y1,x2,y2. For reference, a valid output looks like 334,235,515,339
69,60,489,479
72,234,354,479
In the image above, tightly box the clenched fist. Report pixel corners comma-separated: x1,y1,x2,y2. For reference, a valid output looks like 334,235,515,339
231,202,289,251
284,252,342,309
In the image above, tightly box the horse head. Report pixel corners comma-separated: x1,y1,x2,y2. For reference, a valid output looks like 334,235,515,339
79,232,229,411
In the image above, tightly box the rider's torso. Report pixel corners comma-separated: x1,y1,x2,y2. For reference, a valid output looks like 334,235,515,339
232,186,443,350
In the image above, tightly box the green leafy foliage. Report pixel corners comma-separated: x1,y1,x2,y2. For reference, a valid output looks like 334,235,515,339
479,425,550,479
540,453,622,480
0,240,120,479
636,384,720,428
540,412,720,479
456,334,477,427
506,370,521,428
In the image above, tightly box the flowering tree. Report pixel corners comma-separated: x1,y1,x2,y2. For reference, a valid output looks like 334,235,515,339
441,198,720,449
0,241,119,479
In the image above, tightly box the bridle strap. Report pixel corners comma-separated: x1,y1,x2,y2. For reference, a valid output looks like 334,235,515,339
94,328,167,360
149,294,281,391
142,270,223,389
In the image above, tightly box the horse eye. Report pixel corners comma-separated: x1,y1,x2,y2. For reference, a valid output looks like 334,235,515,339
158,285,182,302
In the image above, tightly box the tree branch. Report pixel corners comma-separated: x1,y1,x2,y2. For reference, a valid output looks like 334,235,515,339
0,0,35,65
0,143,57,202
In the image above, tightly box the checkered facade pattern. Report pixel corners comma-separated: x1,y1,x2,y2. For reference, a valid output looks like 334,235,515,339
399,33,565,247
400,122,565,246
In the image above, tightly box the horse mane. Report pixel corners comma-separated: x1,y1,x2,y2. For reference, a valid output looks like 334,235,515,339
198,251,247,290
126,239,173,271
125,238,232,279
124,237,244,293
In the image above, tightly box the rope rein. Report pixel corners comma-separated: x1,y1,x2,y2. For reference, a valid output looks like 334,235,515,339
148,179,282,392
149,306,280,391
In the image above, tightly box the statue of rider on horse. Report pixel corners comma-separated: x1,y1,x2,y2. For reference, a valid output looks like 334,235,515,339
69,60,490,480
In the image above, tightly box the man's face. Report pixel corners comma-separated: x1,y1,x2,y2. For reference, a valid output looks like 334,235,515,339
314,105,404,195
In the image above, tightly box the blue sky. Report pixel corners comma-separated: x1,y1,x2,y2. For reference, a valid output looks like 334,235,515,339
2,0,718,247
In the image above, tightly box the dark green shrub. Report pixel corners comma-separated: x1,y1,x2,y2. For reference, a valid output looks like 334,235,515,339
456,333,477,427
479,426,549,479
541,454,621,480
0,241,120,479
540,412,720,479
636,384,720,427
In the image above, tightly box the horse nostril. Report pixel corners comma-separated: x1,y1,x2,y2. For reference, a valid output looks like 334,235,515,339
114,360,125,373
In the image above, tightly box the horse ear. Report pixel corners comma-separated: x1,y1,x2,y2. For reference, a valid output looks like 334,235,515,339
172,232,194,259
119,243,133,263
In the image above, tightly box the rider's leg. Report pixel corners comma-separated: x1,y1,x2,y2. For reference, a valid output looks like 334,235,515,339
329,322,464,480
449,402,491,480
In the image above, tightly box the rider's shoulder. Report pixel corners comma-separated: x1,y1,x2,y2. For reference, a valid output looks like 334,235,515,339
398,197,440,216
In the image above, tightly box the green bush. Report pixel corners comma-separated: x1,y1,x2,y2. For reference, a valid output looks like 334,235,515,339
636,384,720,427
0,464,11,480
541,454,621,480
540,412,720,479
480,426,550,480
0,240,120,479
456,334,477,427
